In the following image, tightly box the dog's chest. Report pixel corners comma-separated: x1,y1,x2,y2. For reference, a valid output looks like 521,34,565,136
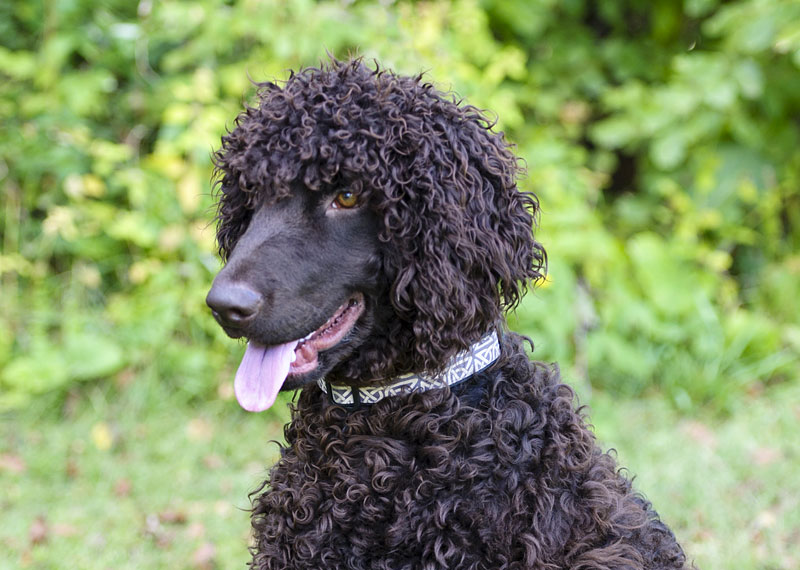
252,398,559,568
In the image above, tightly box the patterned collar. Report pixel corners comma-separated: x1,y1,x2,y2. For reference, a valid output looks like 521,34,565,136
317,331,501,407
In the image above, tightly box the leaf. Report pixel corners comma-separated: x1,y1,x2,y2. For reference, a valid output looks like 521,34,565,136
1,352,69,394
590,117,639,149
704,80,736,109
735,13,778,54
650,131,687,170
734,59,764,99
0,47,36,79
63,332,125,381
626,233,708,317
107,212,159,247
177,169,202,213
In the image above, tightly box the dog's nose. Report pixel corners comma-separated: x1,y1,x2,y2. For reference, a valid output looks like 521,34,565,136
206,282,263,326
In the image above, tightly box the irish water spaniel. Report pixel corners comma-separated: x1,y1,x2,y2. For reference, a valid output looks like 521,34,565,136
206,58,692,569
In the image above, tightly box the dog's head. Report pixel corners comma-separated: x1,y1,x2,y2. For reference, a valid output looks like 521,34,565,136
207,58,545,411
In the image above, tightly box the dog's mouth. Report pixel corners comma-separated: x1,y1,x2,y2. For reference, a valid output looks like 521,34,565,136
234,293,364,412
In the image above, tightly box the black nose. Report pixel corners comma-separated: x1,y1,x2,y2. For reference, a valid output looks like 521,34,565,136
206,282,263,327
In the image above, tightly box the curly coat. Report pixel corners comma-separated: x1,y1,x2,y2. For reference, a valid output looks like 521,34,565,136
209,58,691,569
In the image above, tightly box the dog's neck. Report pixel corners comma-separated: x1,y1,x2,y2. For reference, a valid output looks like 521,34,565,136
317,331,501,408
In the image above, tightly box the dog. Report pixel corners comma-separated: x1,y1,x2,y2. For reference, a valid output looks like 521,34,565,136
206,58,691,569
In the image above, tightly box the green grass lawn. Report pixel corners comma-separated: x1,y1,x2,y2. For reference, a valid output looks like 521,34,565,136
2,379,798,569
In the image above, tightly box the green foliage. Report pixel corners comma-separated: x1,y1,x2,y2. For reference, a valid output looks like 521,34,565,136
1,0,798,413
490,0,800,409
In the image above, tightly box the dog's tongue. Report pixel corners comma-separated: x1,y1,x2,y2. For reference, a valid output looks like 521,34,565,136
234,340,298,412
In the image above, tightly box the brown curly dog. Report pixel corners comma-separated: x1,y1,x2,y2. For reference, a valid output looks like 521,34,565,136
206,58,692,570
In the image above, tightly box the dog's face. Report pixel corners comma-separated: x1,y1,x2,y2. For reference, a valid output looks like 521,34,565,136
206,184,385,410
207,59,545,411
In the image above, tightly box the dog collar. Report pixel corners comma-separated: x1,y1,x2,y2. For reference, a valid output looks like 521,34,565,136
317,331,500,407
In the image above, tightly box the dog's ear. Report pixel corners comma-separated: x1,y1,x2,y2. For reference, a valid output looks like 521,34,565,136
375,109,546,370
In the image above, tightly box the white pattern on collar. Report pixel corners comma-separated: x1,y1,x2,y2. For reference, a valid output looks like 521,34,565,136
317,331,501,407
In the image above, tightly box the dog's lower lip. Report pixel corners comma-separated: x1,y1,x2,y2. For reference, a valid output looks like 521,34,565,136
288,293,365,375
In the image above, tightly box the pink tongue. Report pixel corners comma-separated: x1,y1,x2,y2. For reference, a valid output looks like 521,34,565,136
234,340,299,412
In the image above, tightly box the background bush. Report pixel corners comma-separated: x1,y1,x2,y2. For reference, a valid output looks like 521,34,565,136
1,0,798,413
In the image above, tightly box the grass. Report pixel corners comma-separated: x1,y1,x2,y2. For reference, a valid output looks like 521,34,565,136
589,381,800,569
1,378,798,569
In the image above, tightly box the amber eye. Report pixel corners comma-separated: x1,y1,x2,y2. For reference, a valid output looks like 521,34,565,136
332,190,359,209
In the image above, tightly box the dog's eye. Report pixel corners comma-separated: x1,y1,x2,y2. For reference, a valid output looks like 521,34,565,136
332,190,359,209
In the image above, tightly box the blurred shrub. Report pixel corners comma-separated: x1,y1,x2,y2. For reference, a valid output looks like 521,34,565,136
493,0,800,409
0,0,797,413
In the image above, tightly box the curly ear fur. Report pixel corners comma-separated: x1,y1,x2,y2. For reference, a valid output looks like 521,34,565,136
369,97,546,371
212,57,546,377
